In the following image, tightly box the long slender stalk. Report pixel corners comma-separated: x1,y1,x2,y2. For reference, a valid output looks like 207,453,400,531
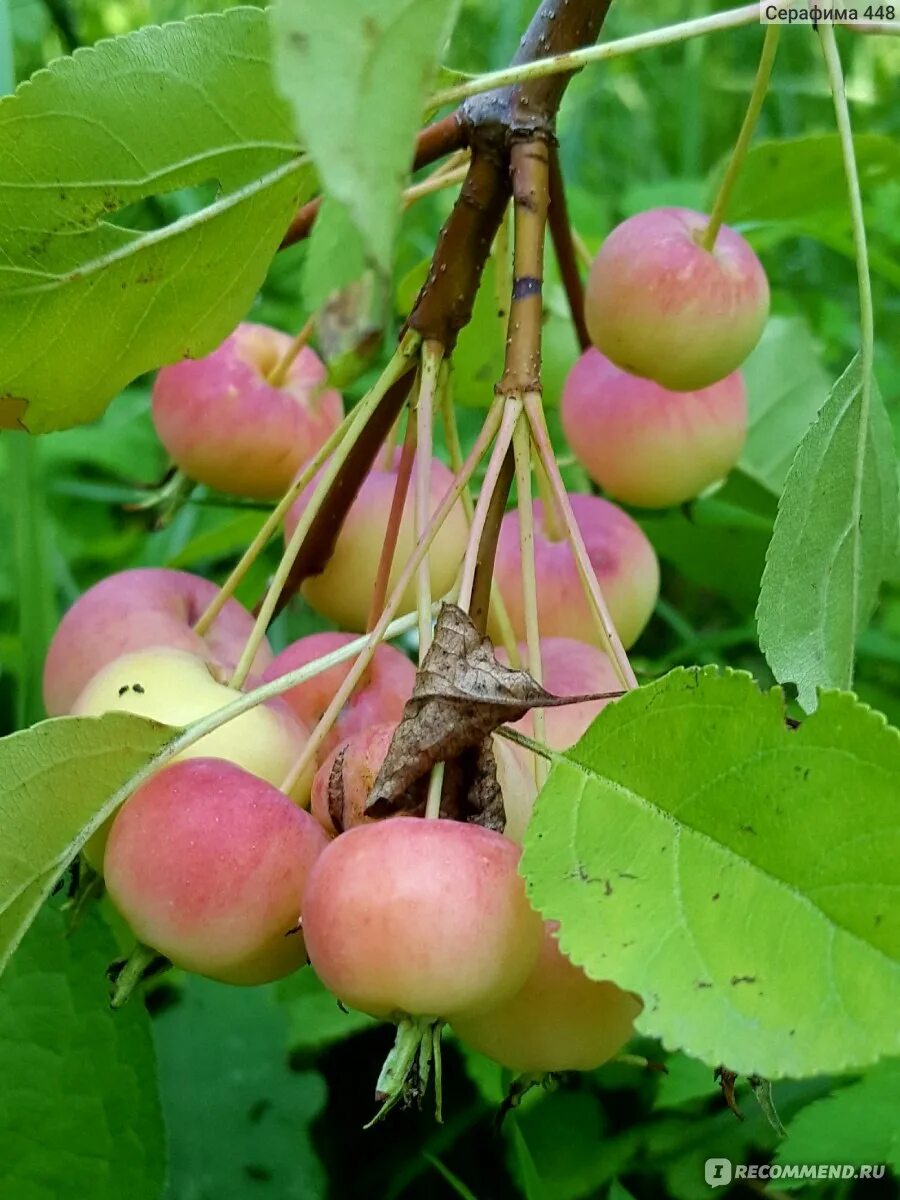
191,408,356,638
267,314,316,387
702,25,781,251
228,336,419,688
439,374,521,666
429,5,762,109
513,411,549,788
280,398,506,794
402,162,470,208
525,394,638,690
415,343,443,658
818,22,875,686
456,400,523,610
367,403,417,630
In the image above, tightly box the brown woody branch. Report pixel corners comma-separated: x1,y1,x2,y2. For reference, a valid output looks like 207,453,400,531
548,144,591,352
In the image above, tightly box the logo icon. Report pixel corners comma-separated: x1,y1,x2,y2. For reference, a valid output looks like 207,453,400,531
705,1159,733,1188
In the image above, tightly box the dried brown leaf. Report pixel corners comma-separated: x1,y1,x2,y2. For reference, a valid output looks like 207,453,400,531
366,603,621,817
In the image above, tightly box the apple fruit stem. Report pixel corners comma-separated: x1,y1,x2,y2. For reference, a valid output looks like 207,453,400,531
109,941,164,1009
533,452,563,541
547,145,591,352
191,403,360,639
525,393,638,690
402,160,470,209
495,723,558,763
457,399,523,611
229,333,421,690
429,4,761,109
424,761,446,820
266,313,315,389
818,21,875,658
279,397,506,796
367,403,418,631
701,24,780,252
513,412,550,788
439,370,522,666
415,340,443,660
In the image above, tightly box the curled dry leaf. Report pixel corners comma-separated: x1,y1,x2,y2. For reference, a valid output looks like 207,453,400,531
365,603,622,819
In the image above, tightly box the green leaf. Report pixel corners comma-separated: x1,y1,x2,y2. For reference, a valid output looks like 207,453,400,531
710,134,900,224
303,194,369,311
272,0,461,277
653,1055,718,1111
608,1184,639,1200
0,10,312,433
739,316,833,495
757,356,900,712
521,667,900,1079
507,1093,635,1200
276,965,378,1050
773,1059,900,1186
423,1155,481,1200
0,713,173,975
154,975,326,1199
0,904,165,1200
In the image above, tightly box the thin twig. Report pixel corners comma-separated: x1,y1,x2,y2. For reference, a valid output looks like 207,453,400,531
548,146,590,351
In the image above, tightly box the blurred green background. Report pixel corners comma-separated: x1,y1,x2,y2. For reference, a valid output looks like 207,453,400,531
0,2,898,1197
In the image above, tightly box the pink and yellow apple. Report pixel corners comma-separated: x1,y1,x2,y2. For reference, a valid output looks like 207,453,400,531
72,646,313,867
562,349,747,508
286,453,468,631
151,322,344,499
43,567,271,717
105,758,328,985
451,921,642,1072
301,817,542,1020
261,633,415,763
585,207,769,391
492,494,659,650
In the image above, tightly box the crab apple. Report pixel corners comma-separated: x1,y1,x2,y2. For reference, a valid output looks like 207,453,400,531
585,207,769,391
285,453,468,632
261,633,415,763
104,758,329,985
73,647,313,867
311,721,397,836
302,817,542,1020
451,922,642,1072
492,495,659,651
562,349,747,508
151,322,344,500
43,567,271,717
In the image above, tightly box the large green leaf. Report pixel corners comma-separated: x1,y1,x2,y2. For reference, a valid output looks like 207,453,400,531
739,316,833,495
521,668,900,1079
0,904,165,1200
757,356,899,712
773,1059,900,1186
0,713,173,975
0,9,312,433
710,134,900,224
154,976,326,1199
271,0,460,280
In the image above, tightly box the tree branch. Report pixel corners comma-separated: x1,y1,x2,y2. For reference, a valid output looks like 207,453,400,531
548,145,590,352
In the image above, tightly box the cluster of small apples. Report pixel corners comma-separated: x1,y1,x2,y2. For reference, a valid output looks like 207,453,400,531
40,206,769,1085
562,207,769,509
45,598,637,1074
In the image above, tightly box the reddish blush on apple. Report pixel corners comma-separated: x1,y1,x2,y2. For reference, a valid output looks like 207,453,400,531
152,322,343,499
492,494,660,651
43,567,272,716
262,634,414,764
585,207,769,391
562,349,747,508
